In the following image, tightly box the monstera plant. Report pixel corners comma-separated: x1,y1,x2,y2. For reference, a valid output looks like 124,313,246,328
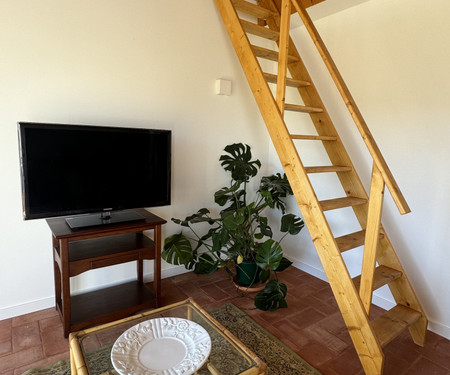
162,143,304,311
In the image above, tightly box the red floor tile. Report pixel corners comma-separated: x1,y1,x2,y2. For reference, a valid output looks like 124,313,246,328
0,346,43,373
0,319,12,342
0,340,12,356
40,325,68,357
405,356,449,375
11,322,41,353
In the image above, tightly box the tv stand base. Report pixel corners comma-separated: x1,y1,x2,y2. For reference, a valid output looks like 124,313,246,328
65,210,145,229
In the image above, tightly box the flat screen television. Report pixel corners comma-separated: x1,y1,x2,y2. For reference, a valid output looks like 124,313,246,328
18,122,171,229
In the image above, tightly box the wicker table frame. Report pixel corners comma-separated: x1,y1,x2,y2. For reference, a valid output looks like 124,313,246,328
69,298,267,375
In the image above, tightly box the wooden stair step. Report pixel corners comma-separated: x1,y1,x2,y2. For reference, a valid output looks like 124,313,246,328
305,165,352,174
336,230,365,252
371,305,422,347
320,196,367,211
335,230,385,252
285,103,323,113
231,0,276,19
264,72,310,88
252,45,299,63
240,20,280,41
353,265,402,291
291,134,337,141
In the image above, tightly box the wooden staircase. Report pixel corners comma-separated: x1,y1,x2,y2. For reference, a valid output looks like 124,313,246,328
214,0,428,373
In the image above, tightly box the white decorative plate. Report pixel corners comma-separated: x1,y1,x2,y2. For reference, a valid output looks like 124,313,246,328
111,317,212,375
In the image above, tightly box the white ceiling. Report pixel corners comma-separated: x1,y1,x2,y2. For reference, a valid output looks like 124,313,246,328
291,0,371,27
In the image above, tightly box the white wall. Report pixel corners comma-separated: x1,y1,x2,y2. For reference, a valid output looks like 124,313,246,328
273,0,450,339
0,0,270,318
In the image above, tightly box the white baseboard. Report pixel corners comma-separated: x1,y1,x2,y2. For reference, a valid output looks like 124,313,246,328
428,321,450,340
0,296,56,321
291,260,328,282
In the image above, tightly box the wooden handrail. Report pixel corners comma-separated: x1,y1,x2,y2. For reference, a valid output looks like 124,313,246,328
276,0,291,116
360,162,385,314
290,0,411,215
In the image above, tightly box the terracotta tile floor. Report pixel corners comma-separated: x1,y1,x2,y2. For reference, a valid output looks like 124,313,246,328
1,267,449,375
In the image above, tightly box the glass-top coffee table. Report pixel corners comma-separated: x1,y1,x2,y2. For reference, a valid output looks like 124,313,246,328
69,298,267,375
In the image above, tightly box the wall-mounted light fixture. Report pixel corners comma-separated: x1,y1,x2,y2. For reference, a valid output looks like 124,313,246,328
215,79,232,96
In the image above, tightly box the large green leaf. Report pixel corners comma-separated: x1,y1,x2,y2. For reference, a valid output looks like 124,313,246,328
219,143,261,182
211,228,230,253
222,211,245,231
280,214,305,235
275,257,293,272
254,280,288,311
255,239,283,270
214,182,242,206
172,208,216,227
256,216,273,238
192,227,220,252
259,268,271,283
194,253,219,274
162,233,194,268
259,173,293,213
219,190,246,215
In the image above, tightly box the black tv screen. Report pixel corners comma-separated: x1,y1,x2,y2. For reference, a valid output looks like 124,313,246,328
18,122,171,225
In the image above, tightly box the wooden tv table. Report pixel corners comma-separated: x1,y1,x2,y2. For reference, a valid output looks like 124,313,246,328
46,209,166,337
69,298,267,375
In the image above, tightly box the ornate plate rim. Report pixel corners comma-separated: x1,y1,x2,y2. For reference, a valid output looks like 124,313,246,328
110,317,212,375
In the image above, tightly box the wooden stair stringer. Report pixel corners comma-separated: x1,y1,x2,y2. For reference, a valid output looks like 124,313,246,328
257,0,427,347
214,1,384,373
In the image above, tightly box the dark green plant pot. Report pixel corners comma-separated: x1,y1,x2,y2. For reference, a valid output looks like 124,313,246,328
235,261,260,286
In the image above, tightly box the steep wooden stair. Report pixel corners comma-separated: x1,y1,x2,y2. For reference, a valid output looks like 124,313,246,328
214,0,428,373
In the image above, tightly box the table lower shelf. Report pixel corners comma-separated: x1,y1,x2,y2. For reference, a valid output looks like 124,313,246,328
69,281,156,333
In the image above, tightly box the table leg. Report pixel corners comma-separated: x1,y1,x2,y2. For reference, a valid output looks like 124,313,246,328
60,239,71,337
154,225,162,306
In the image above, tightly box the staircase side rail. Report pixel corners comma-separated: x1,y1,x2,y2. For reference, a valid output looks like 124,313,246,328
276,0,292,115
290,0,410,215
